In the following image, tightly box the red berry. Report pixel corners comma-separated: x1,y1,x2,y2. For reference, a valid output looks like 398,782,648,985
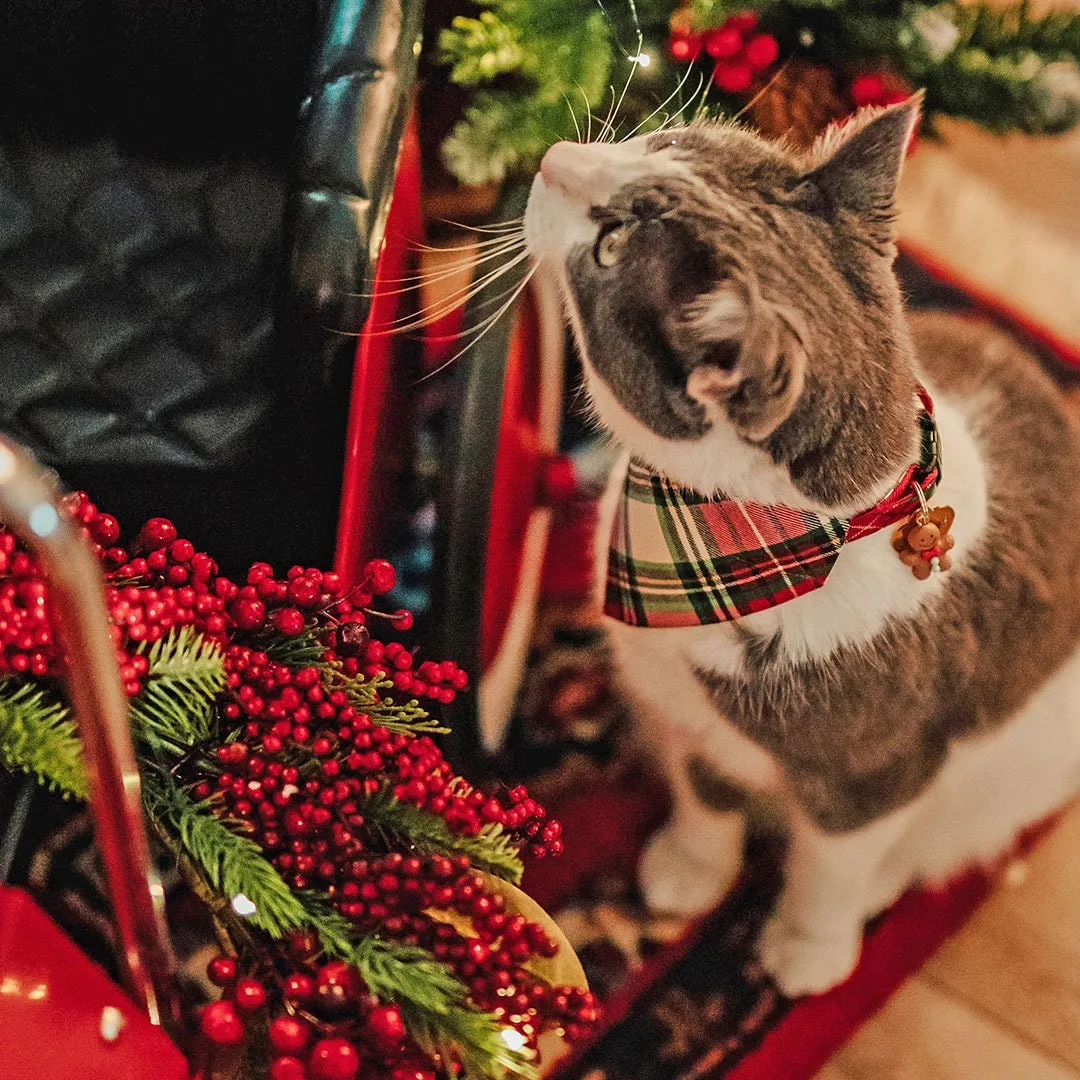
168,539,195,563
270,1057,308,1080
668,30,702,62
850,72,887,107
391,609,413,632
92,514,121,545
234,977,267,1010
364,559,397,595
316,961,363,1011
713,62,753,93
367,1004,407,1047
138,518,177,551
743,33,779,72
287,578,321,608
704,26,742,59
308,1038,360,1080
231,597,267,632
269,1016,312,1056
283,972,316,1002
200,1000,245,1045
207,955,238,987
274,607,306,635
727,11,758,32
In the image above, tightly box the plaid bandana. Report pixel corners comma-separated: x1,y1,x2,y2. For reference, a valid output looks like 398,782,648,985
605,394,941,628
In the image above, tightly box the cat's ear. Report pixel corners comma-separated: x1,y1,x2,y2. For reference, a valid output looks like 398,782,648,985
680,281,807,442
793,95,921,247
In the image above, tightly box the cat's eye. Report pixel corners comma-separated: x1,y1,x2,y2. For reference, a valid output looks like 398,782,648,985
595,222,630,268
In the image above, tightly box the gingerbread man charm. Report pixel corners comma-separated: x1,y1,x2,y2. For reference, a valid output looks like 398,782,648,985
892,505,955,580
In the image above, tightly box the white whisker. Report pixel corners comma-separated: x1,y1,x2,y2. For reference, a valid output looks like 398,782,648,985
577,85,594,144
370,249,531,333
415,265,538,383
606,54,641,143
409,231,525,255
435,216,524,234
598,84,619,143
564,94,584,143
621,63,701,142
362,238,526,299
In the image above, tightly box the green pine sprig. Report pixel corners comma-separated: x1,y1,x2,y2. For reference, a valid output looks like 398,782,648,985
308,919,538,1080
146,772,313,938
263,624,326,665
0,682,86,798
438,0,613,184
322,665,450,735
131,627,226,757
363,785,525,884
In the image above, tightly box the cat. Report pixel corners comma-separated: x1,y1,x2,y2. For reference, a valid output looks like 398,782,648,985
522,97,1080,997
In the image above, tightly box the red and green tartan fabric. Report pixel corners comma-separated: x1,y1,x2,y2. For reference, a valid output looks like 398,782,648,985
605,395,941,628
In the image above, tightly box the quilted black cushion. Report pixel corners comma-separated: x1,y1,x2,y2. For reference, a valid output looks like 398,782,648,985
0,0,421,571
0,139,283,470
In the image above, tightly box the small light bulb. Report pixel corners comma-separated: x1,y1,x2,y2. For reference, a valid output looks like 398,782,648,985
500,1027,529,1052
100,1005,126,1043
630,52,652,68
29,504,58,537
231,893,257,917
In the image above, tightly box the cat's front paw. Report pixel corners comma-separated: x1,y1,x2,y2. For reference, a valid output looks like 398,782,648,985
757,915,861,997
638,821,743,918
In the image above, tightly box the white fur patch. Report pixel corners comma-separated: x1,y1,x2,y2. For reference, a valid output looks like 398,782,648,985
682,288,749,342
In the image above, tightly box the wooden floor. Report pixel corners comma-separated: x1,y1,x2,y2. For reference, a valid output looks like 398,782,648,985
814,800,1080,1080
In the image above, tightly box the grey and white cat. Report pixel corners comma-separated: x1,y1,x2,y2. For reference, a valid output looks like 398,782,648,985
522,98,1080,996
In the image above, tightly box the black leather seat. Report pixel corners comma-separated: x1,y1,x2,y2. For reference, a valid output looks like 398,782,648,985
0,0,422,572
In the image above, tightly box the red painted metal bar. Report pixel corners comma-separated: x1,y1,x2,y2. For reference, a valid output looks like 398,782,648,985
334,111,425,586
0,437,181,1034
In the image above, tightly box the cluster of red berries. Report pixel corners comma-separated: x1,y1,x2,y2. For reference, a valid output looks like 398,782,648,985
0,489,596,1073
668,9,780,94
201,916,598,1080
849,71,913,110
201,952,436,1080
0,491,424,697
203,678,560,859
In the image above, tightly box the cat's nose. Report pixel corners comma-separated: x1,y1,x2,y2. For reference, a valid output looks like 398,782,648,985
539,141,594,200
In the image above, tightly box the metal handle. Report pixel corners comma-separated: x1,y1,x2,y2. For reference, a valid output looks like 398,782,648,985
0,437,180,1031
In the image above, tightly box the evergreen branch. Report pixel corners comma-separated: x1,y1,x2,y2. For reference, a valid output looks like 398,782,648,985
263,625,325,665
130,627,225,756
0,681,86,798
145,772,311,939
322,666,450,735
312,924,537,1080
358,937,537,1080
364,786,524,884
439,11,528,85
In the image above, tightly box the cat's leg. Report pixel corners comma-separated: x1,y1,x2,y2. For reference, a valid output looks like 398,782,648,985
638,728,748,917
759,801,919,996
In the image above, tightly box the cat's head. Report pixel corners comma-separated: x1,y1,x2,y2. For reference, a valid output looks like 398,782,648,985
524,99,921,510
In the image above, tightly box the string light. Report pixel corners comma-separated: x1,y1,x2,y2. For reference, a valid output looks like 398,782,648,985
500,1028,529,1052
231,893,257,916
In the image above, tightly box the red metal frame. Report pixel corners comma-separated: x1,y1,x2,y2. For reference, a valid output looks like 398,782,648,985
480,287,544,668
334,111,426,586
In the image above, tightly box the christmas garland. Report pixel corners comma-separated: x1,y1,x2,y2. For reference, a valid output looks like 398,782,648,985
437,0,1080,184
0,491,597,1080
